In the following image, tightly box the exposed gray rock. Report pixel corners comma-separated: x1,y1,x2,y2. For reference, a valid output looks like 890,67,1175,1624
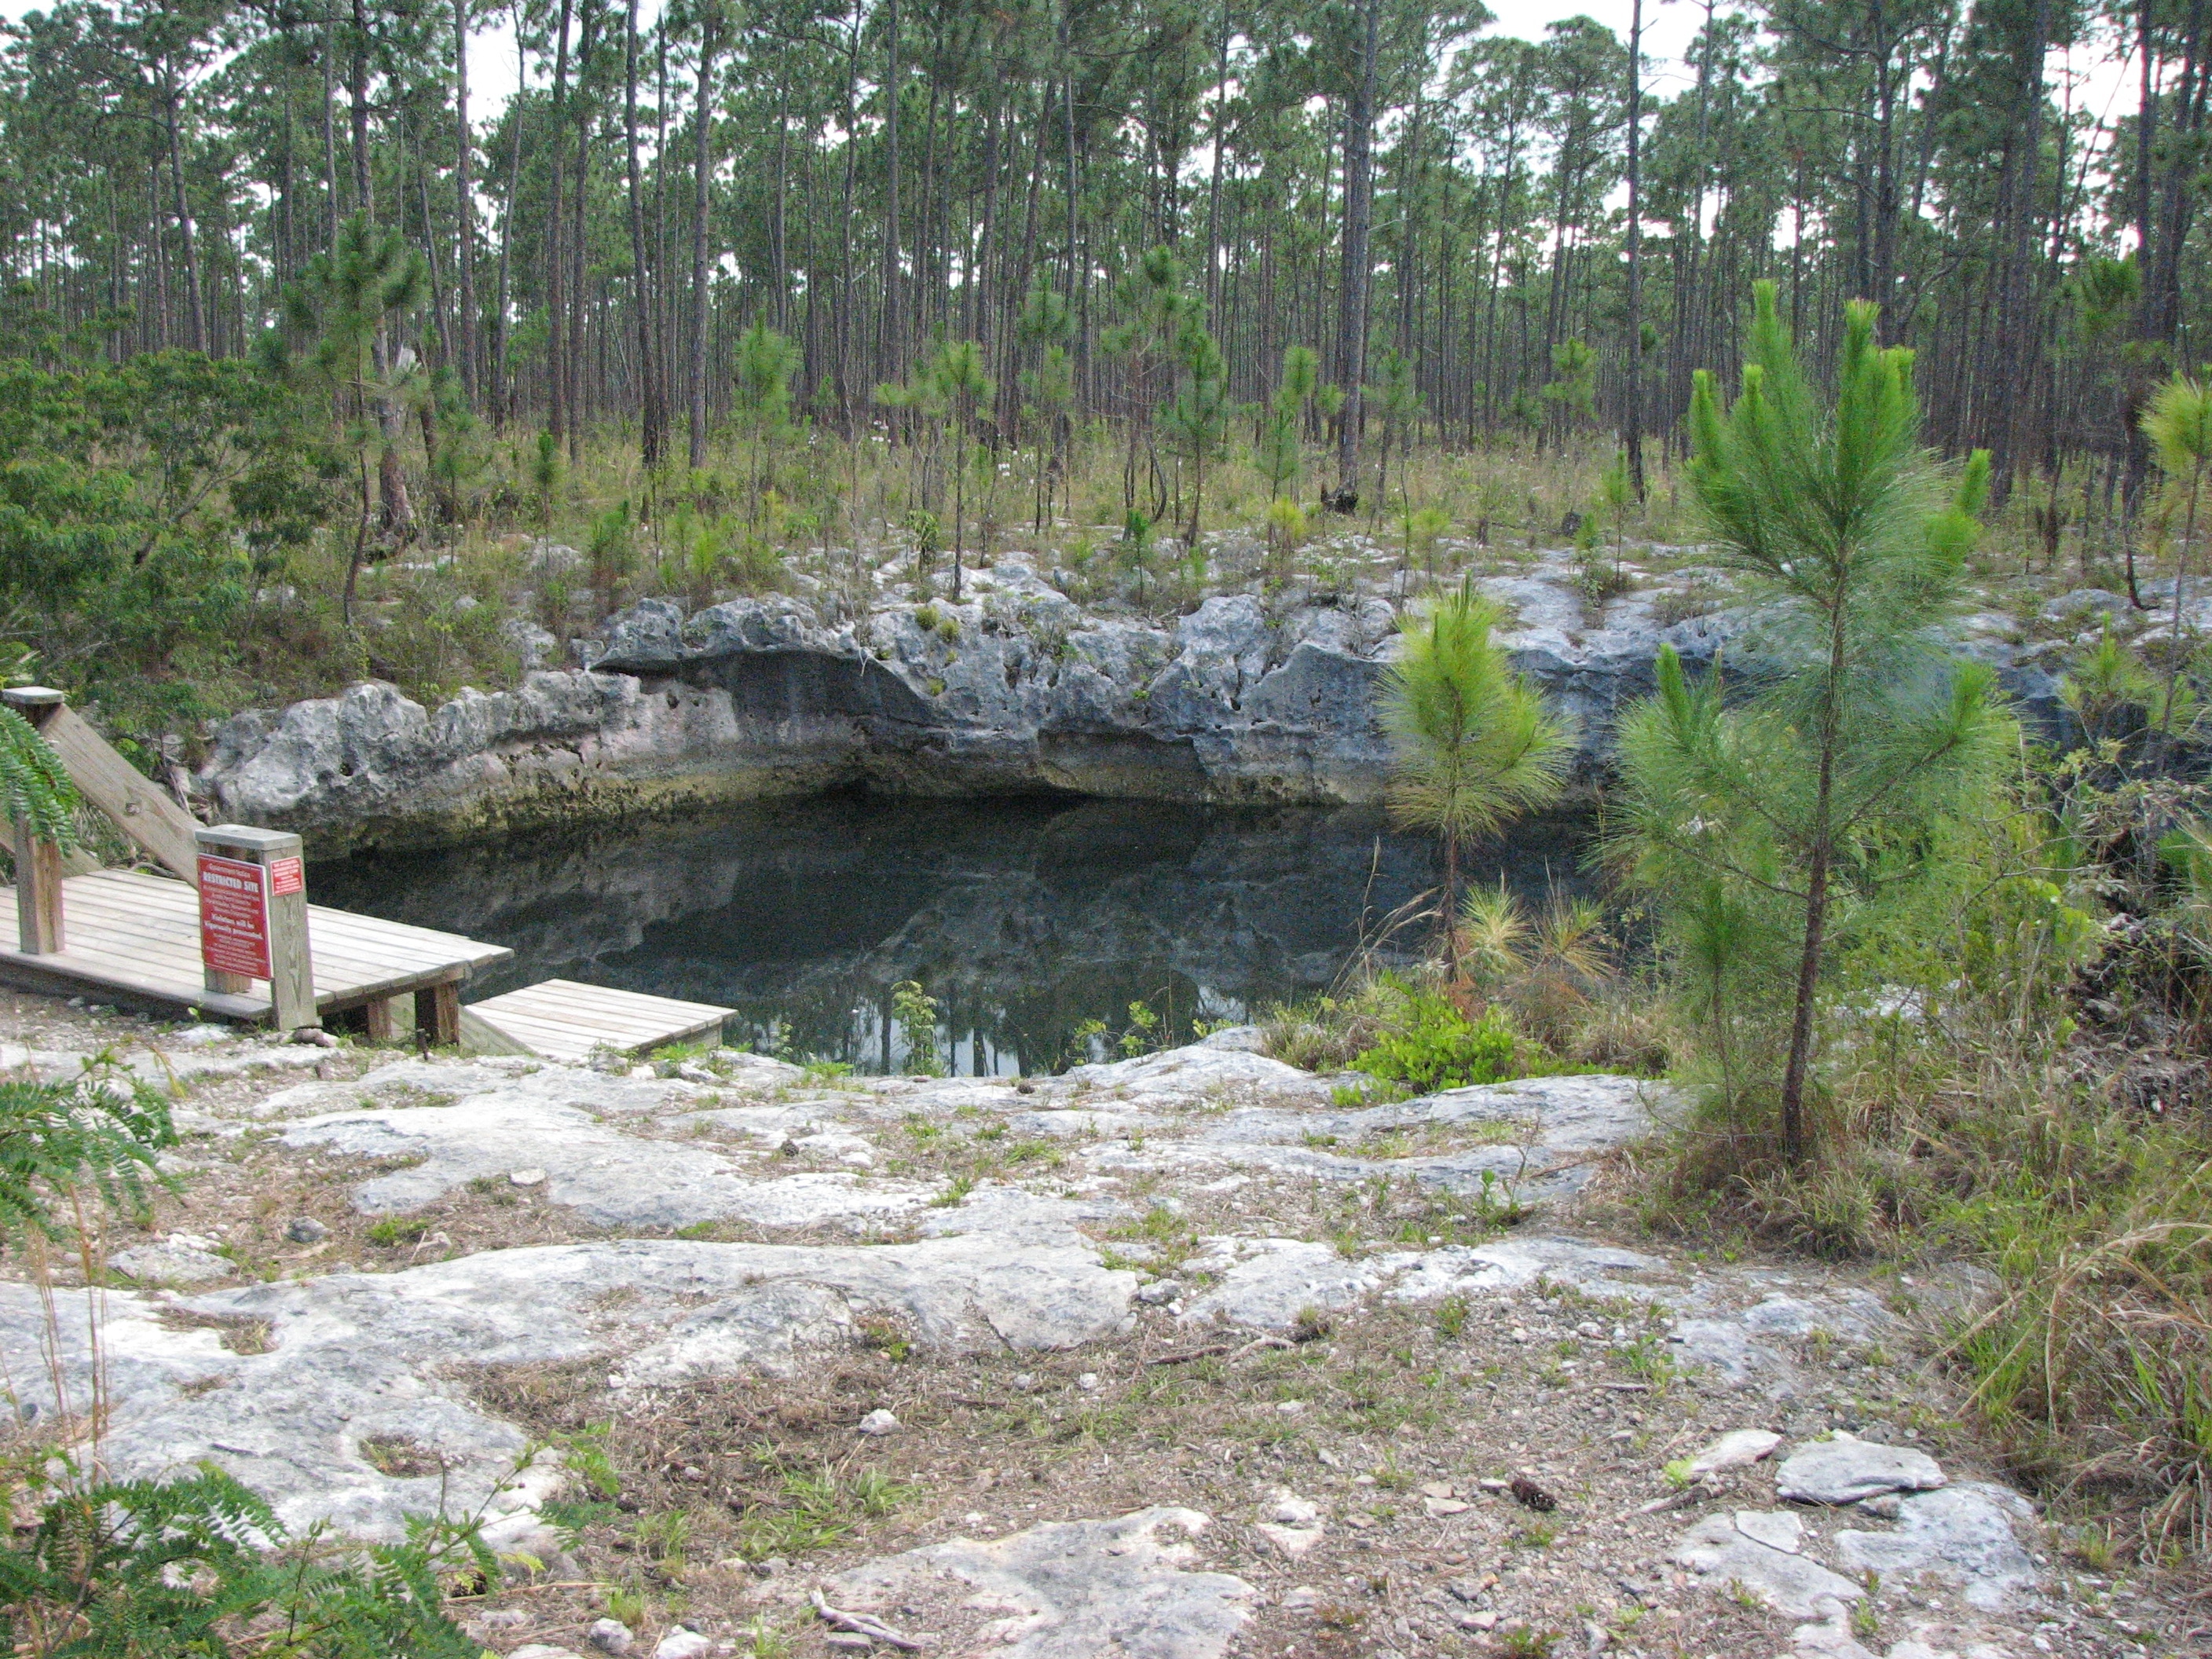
1180,1233,1666,1329
1777,1434,1949,1505
588,1618,633,1655
281,1093,932,1231
0,1235,1136,1541
1673,1511,1866,1616
1686,1429,1784,1480
196,555,2074,849
111,1237,232,1285
1834,1484,2039,1610
827,1507,1254,1659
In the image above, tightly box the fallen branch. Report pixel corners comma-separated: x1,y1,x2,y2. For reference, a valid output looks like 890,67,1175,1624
811,1589,925,1651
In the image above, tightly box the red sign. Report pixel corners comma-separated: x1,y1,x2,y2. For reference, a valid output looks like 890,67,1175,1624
198,855,270,979
267,855,304,896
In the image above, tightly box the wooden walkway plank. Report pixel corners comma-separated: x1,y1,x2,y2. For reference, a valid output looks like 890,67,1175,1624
0,869,511,1027
460,979,733,1061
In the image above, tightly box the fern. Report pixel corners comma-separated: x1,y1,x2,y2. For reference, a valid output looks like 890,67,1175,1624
0,1466,485,1659
0,1073,175,1249
0,706,80,851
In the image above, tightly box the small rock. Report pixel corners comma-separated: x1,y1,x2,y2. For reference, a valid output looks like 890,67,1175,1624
1423,1496,1471,1518
653,1630,712,1659
1776,1434,1947,1505
1735,1509,1805,1554
627,1064,656,1079
1418,1481,1456,1500
857,1409,901,1437
1282,1586,1320,1609
1276,1400,1305,1415
1855,1492,1903,1519
1269,1493,1320,1526
587,1620,634,1656
510,1168,548,1187
476,1610,530,1632
511,1647,586,1659
1013,1372,1036,1391
1686,1428,1782,1480
1077,1372,1101,1391
1459,1611,1500,1631
291,1027,339,1048
284,1216,328,1243
1135,1279,1182,1306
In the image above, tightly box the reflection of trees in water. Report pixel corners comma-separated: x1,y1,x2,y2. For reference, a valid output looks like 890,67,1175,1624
315,796,1591,1073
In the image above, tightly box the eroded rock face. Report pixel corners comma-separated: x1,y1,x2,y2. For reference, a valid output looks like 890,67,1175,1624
196,555,2072,851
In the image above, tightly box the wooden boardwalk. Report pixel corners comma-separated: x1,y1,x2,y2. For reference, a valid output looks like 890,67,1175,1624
460,978,732,1063
0,868,511,1031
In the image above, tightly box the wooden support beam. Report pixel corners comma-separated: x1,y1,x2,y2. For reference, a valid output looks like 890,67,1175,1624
416,980,461,1048
196,825,317,1031
5,688,201,879
13,818,63,954
364,993,412,1043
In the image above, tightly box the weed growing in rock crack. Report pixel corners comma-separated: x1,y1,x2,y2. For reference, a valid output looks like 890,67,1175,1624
732,1463,915,1558
738,1615,792,1657
156,1307,274,1354
366,1216,428,1247
358,1434,447,1478
604,1586,647,1624
856,1317,913,1362
1436,1295,1471,1339
1498,1626,1562,1657
930,1173,976,1208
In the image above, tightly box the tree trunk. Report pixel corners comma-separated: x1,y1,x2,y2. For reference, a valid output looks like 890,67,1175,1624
688,5,718,471
548,0,575,441
1622,0,1646,501
454,0,478,404
624,0,665,468
1335,0,1379,498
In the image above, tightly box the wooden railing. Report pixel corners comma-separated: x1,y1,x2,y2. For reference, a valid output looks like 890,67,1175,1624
2,687,320,1029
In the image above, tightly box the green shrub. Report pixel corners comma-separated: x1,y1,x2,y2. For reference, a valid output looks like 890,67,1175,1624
1350,990,1518,1096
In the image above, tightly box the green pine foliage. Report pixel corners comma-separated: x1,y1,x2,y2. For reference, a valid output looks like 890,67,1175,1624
1611,281,2014,1164
1379,579,1570,959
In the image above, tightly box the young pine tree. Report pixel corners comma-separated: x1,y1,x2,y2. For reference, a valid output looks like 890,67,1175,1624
732,318,801,512
1613,283,2012,1166
1379,580,1569,969
2143,373,2212,735
1165,319,1233,548
1257,345,1320,503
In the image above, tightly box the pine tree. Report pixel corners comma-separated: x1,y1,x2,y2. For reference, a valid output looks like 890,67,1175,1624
1613,283,2012,1166
1379,580,1569,969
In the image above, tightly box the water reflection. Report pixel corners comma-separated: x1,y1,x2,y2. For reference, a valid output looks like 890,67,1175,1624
312,795,1592,1074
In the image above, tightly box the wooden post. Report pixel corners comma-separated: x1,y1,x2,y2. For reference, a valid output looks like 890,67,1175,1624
416,980,461,1048
5,688,66,954
196,825,318,1031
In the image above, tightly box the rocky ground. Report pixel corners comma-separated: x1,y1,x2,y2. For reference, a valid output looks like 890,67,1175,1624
0,993,2196,1659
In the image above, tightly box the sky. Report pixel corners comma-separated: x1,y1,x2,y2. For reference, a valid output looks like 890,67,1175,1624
0,0,2140,176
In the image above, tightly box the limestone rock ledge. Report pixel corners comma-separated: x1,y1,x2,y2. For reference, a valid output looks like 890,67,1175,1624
196,559,2064,853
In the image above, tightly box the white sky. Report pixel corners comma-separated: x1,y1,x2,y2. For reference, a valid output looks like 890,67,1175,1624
0,0,2137,167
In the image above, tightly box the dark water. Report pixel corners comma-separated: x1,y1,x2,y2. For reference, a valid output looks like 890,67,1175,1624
312,796,1593,1075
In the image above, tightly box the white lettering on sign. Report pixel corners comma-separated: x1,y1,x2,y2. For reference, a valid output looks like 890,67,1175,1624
198,854,270,980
